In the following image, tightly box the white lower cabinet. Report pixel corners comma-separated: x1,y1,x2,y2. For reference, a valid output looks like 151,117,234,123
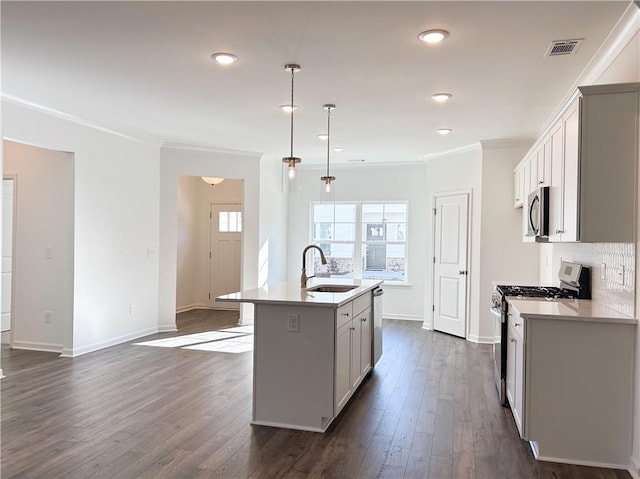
335,305,372,414
506,309,525,437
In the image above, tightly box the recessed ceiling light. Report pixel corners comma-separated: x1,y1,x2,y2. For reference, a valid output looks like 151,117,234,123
317,133,329,141
437,128,453,135
280,104,298,113
211,53,238,65
418,29,450,44
431,93,452,103
333,147,344,153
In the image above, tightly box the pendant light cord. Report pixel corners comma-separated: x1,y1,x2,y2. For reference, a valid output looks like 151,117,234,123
326,107,331,177
289,68,295,159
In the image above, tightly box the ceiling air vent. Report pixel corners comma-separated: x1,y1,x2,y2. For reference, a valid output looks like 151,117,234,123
546,39,584,57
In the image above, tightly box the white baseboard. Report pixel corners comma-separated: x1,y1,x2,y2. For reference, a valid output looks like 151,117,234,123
467,334,494,344
12,341,64,353
158,325,178,332
629,454,640,479
176,303,208,313
67,327,158,357
383,314,424,322
0,368,4,379
531,440,629,471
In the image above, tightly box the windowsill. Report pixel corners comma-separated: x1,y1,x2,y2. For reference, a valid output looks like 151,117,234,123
374,281,412,287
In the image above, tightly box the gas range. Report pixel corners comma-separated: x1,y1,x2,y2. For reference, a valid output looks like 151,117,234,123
495,284,578,300
490,261,591,406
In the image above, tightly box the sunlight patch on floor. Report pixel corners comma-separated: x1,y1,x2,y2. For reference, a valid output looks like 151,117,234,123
135,327,253,353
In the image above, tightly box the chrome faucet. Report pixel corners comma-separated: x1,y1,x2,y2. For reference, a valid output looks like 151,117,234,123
301,244,327,288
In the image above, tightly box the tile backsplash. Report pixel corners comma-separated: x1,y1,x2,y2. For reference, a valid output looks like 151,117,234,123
550,242,635,317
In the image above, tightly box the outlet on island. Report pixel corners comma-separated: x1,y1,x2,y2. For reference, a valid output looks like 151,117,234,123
287,313,300,333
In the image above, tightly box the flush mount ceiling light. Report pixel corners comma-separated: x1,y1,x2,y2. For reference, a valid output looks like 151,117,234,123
418,29,450,44
282,64,302,190
211,53,238,65
431,93,453,103
437,128,453,136
202,177,225,185
317,133,329,141
280,104,298,113
321,104,337,199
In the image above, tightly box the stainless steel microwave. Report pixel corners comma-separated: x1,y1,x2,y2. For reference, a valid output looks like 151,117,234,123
526,186,549,241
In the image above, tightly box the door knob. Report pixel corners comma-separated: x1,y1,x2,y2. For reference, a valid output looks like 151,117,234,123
459,270,468,275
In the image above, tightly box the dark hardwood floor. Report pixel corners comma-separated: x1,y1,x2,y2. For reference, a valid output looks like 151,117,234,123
1,311,631,478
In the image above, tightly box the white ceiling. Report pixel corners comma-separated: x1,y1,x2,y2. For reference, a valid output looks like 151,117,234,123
0,1,631,165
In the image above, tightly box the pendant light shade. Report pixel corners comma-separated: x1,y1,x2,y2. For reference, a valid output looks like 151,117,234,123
320,104,336,202
282,63,302,193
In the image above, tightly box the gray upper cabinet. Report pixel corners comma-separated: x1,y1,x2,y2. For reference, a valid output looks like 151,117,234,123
577,83,639,243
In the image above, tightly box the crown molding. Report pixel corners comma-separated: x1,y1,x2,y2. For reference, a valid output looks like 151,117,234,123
161,141,262,158
1,93,164,146
422,142,482,162
480,139,535,150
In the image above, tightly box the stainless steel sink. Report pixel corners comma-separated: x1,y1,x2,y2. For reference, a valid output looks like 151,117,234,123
305,284,357,293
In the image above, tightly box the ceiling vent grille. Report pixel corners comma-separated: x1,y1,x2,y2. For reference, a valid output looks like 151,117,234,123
546,39,583,57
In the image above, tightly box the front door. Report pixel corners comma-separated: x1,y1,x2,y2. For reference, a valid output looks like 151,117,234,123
209,203,242,310
432,193,469,338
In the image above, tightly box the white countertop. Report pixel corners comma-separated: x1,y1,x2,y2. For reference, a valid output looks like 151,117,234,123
507,298,637,324
216,278,383,308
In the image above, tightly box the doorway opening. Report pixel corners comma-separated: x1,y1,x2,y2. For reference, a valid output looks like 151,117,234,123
175,176,244,320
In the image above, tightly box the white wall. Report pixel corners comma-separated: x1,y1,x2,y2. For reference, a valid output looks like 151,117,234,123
4,141,74,352
259,156,289,287
287,163,428,320
2,100,161,356
176,175,200,310
425,147,483,338
159,145,261,327
478,141,539,342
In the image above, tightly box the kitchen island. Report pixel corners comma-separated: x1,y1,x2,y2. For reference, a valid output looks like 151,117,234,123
217,278,383,432
506,298,636,469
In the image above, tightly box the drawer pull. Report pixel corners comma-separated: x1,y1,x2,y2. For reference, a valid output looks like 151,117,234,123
350,327,356,331
555,229,565,234
515,323,521,327
361,317,367,322
510,337,516,343
342,312,350,317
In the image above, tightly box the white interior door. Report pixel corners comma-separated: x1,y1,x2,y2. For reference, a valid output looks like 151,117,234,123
2,178,14,332
432,193,469,338
209,203,242,310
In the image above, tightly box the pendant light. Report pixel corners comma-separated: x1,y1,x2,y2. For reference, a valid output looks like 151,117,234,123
282,63,302,193
201,177,225,186
320,104,336,202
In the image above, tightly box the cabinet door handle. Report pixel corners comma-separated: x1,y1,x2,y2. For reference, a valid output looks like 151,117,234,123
361,317,367,322
510,337,516,343
515,322,521,327
350,327,356,331
538,180,544,184
342,312,350,317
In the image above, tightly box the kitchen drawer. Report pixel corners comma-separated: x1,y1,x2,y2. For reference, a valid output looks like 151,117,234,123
336,302,353,329
352,292,372,317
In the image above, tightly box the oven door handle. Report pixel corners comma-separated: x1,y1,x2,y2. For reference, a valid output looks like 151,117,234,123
489,307,502,318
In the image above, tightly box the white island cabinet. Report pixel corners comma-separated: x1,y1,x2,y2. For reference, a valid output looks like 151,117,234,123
506,298,636,469
217,279,382,432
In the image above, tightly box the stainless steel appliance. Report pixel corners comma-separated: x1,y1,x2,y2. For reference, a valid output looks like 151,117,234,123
372,286,384,365
491,261,590,405
526,186,550,241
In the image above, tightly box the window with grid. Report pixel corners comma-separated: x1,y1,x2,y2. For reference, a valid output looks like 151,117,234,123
310,202,408,282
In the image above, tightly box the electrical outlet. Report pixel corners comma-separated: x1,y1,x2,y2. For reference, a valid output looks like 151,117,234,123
45,247,53,260
44,311,52,324
616,265,625,286
600,263,606,280
287,314,300,333
129,304,135,315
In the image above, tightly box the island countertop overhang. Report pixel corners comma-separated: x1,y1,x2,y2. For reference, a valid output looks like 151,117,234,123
216,278,383,308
